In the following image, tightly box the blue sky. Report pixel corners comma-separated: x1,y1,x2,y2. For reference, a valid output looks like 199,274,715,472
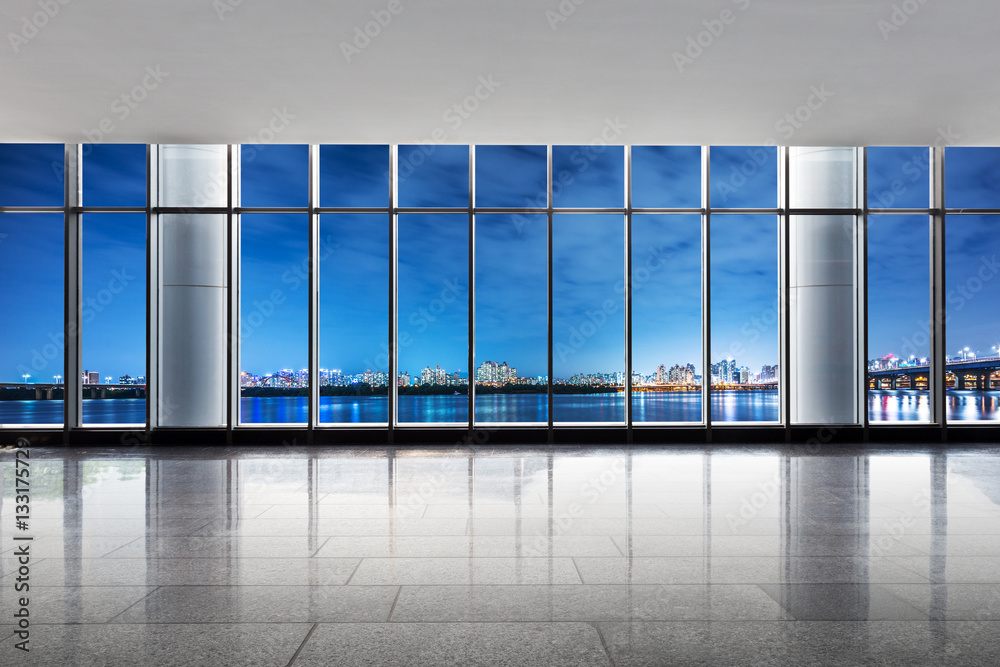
2,144,998,382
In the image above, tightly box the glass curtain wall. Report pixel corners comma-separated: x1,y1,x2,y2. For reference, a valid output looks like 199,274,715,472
8,142,1000,432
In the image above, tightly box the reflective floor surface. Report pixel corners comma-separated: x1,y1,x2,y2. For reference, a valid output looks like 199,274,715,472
2,443,1000,665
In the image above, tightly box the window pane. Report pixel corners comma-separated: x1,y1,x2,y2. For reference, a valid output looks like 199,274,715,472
0,213,64,425
710,146,777,209
946,148,1000,209
475,145,547,208
240,214,309,424
710,215,779,422
475,214,547,424
632,215,702,422
0,144,63,207
82,214,146,424
552,146,624,208
398,146,468,208
867,147,930,209
631,146,701,209
83,144,146,207
945,215,1000,421
397,214,469,424
241,144,308,207
319,214,389,424
553,214,625,422
867,215,930,422
319,145,390,208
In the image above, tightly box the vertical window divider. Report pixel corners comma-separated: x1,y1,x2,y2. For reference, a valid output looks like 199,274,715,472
547,145,554,441
779,146,791,436
226,144,243,434
701,146,712,438
146,144,158,433
859,147,869,435
64,143,82,435
468,145,476,434
228,145,239,436
389,145,398,442
625,146,633,439
930,146,947,433
308,144,320,438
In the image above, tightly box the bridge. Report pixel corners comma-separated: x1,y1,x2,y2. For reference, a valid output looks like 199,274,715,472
869,357,1000,390
0,383,147,399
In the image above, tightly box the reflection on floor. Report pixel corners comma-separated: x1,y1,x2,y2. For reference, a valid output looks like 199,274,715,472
2,444,1000,665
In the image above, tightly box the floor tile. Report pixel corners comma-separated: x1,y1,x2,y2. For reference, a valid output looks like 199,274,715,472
348,557,582,585
111,585,398,623
572,556,930,585
101,535,328,558
29,557,359,586
292,622,611,666
392,584,791,622
597,620,1000,666
0,623,311,667
757,583,927,620
0,586,157,623
314,534,621,558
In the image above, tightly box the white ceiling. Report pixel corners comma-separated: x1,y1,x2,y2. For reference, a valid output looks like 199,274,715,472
1,0,998,146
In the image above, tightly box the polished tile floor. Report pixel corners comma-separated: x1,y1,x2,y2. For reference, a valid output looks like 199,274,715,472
2,443,1000,665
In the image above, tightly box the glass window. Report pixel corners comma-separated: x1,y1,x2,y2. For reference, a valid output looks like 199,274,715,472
0,213,64,425
239,214,309,424
319,214,389,424
398,146,468,208
552,214,625,423
82,213,146,424
867,147,930,209
552,146,624,209
710,215,780,422
631,146,701,209
474,214,548,424
710,146,777,209
946,148,1000,209
631,215,702,423
867,215,930,422
0,143,63,207
397,214,469,424
83,144,146,207
319,145,390,208
240,144,308,208
475,146,547,209
945,214,1000,422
